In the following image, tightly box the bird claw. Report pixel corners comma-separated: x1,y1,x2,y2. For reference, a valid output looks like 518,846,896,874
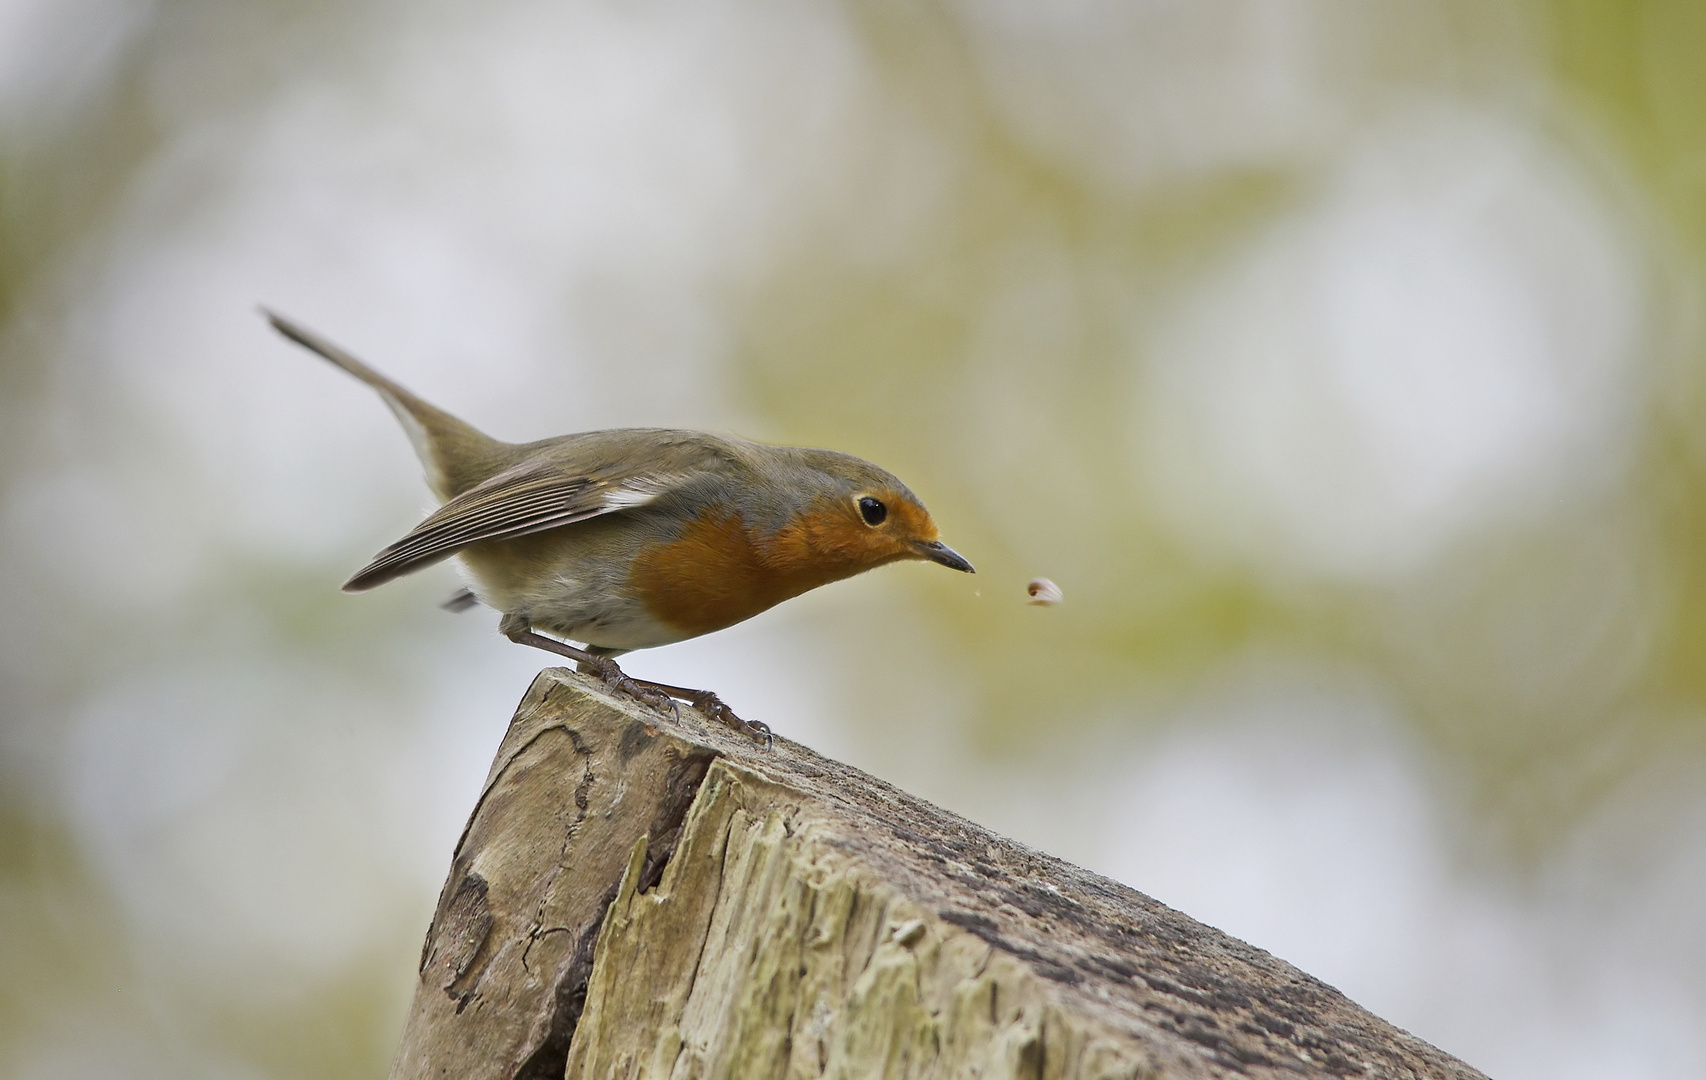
689,690,772,749
576,653,763,747
592,659,679,721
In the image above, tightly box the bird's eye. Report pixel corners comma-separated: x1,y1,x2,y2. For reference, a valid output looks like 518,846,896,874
857,496,887,526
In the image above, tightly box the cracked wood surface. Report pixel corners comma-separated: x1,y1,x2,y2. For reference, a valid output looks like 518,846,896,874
390,669,1486,1080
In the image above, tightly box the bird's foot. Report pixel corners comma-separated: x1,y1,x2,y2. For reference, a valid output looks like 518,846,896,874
497,622,764,745
624,678,771,748
501,622,679,723
588,657,680,722
685,689,772,749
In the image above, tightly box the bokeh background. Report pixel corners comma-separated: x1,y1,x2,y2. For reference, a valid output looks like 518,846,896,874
4,1,1706,1076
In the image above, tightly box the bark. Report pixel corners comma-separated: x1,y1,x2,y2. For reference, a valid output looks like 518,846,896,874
391,668,1485,1080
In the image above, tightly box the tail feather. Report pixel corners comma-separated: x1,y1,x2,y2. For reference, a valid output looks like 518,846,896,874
264,309,512,500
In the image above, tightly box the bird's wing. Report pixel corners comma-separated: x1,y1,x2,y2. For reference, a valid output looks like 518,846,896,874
343,461,686,591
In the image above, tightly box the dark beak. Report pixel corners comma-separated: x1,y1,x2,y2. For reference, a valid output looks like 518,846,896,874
914,540,975,574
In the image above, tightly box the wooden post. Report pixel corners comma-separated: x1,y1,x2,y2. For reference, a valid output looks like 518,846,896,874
390,669,1485,1080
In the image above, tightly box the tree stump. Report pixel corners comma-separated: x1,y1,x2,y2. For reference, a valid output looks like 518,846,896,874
390,668,1485,1080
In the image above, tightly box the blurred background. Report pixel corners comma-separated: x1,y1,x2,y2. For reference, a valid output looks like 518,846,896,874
3,1,1705,1076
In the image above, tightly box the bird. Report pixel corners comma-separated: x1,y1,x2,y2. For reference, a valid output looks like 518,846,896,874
265,311,974,742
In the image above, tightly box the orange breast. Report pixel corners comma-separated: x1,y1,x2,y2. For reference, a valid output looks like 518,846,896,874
631,508,878,638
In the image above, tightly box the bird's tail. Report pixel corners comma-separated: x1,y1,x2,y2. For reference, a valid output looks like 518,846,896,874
264,310,512,500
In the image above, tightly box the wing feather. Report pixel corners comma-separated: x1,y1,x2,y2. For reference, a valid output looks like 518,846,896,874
343,464,683,592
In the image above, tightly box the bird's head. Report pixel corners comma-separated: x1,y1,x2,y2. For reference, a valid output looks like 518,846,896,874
764,451,974,578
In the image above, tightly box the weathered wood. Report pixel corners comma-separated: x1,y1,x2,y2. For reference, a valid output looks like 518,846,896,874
391,669,1485,1080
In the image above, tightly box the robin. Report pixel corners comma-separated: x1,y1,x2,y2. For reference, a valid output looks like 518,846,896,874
266,312,974,742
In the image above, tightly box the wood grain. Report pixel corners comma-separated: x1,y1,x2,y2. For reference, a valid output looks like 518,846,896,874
391,669,1485,1080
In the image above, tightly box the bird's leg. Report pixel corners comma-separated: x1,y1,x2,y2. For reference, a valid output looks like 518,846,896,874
622,677,772,748
500,618,677,719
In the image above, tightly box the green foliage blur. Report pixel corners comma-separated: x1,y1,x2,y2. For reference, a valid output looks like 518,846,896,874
4,1,1705,1076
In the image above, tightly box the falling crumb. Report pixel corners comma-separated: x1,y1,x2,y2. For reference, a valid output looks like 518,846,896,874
1026,578,1063,605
